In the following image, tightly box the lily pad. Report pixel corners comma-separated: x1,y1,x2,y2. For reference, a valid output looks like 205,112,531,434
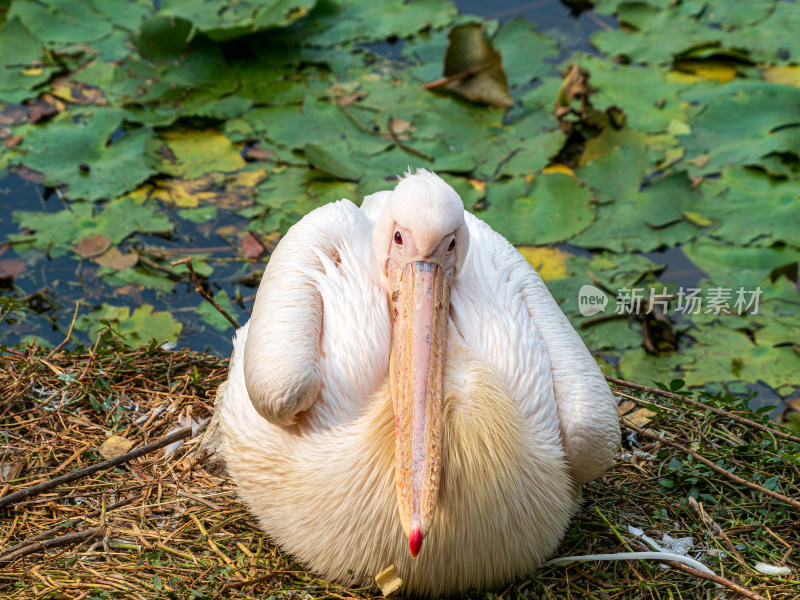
8,0,113,46
12,108,158,201
305,141,363,181
679,82,800,175
0,17,56,103
77,303,182,347
159,0,312,42
197,290,239,332
156,128,246,180
493,17,558,88
571,172,702,252
281,0,458,47
480,172,595,245
692,167,800,248
14,195,173,257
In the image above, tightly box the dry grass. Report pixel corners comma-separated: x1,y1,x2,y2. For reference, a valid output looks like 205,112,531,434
0,334,798,599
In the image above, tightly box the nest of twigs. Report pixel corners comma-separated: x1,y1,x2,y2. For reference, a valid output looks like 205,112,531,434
1,334,798,600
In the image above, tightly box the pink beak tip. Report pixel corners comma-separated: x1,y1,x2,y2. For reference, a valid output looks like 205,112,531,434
409,526,423,558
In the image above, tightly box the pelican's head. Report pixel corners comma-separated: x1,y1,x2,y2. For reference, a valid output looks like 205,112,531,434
372,170,469,559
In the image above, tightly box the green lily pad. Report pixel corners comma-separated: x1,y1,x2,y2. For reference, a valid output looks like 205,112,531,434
197,290,239,332
493,17,558,88
679,81,800,175
571,172,702,252
568,53,690,133
77,303,182,347
680,325,800,393
0,17,56,103
8,0,113,46
577,141,649,201
305,141,363,181
683,239,800,280
282,0,458,47
480,173,595,245
618,348,687,387
13,195,173,257
693,167,800,248
12,108,158,201
158,0,316,42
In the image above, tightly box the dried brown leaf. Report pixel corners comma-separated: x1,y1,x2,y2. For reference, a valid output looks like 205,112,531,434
0,258,27,280
98,435,135,460
240,233,266,260
430,23,513,108
74,234,112,259
93,247,139,270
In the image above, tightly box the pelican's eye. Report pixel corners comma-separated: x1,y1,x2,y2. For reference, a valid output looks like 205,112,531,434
394,231,403,245
448,238,456,251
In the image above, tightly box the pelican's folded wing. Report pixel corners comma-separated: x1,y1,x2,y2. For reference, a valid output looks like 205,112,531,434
461,213,619,485
243,199,387,427
517,262,620,485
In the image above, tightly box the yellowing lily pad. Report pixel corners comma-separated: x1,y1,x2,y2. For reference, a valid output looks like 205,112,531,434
761,65,800,87
517,246,569,281
158,128,246,180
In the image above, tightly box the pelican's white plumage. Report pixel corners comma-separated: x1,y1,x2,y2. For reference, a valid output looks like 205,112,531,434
216,169,619,597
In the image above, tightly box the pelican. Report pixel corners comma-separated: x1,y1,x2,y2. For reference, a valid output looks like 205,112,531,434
215,169,619,596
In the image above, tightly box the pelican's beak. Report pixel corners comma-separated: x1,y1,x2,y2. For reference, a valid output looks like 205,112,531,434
390,261,451,559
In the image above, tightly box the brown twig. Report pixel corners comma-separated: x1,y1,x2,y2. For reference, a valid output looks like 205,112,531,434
664,561,768,600
46,301,81,359
687,496,749,567
78,327,105,380
386,115,434,162
0,427,192,510
0,525,106,564
0,496,139,560
622,418,800,512
422,61,497,90
338,105,375,135
220,572,274,591
170,257,240,329
607,375,800,445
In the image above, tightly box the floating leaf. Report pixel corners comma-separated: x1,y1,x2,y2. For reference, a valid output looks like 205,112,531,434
679,82,800,175
281,0,457,47
12,108,158,201
680,325,800,393
14,196,172,257
197,290,238,332
156,128,246,180
761,66,800,87
481,173,595,245
305,142,363,181
77,304,182,347
8,0,113,46
158,0,316,42
516,246,569,281
493,17,558,88
74,234,112,258
571,172,702,252
0,17,56,103
0,257,26,280
567,54,690,132
692,167,800,247
93,248,139,270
